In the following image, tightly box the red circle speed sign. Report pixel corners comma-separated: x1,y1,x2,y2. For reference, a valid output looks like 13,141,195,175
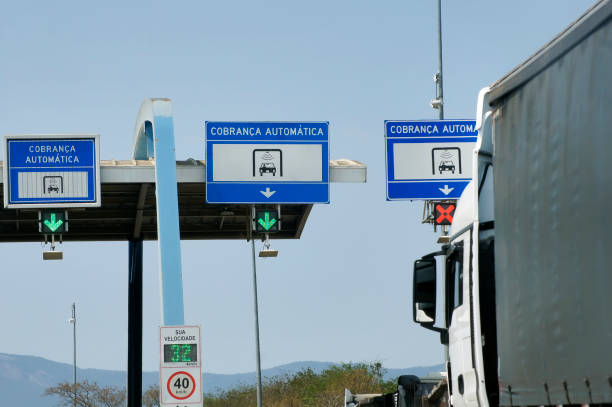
167,371,196,400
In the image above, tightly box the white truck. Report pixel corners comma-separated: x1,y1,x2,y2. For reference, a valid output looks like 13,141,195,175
412,1,612,407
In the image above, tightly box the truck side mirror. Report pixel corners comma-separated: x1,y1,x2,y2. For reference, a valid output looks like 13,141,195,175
413,258,437,324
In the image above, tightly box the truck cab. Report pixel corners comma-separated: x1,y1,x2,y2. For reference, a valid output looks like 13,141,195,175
413,89,497,407
412,3,612,406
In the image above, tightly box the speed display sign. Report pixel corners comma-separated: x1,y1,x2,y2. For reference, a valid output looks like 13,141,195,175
160,326,202,406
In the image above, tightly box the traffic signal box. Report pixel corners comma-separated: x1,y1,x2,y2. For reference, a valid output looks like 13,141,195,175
254,209,280,233
39,210,68,234
434,202,456,226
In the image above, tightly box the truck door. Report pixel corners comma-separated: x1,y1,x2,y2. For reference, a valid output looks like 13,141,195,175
446,232,479,407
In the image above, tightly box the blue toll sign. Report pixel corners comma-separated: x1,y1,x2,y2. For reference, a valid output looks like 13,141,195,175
3,135,101,208
385,120,477,200
205,122,329,204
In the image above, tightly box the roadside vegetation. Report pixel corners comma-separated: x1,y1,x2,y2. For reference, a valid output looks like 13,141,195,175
44,381,159,407
44,362,397,407
44,381,126,407
203,362,397,407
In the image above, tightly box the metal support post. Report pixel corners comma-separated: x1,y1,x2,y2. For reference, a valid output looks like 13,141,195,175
250,209,263,407
436,0,444,121
425,0,448,234
127,240,143,407
69,303,76,407
436,0,449,237
72,304,76,386
436,0,450,368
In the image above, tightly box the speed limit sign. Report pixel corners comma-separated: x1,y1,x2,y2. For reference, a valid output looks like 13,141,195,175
160,326,202,406
167,371,196,400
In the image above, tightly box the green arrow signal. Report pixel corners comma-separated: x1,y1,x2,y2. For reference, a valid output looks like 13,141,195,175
257,212,277,231
44,213,64,233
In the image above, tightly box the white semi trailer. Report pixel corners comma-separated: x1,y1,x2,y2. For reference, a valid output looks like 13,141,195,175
412,1,612,407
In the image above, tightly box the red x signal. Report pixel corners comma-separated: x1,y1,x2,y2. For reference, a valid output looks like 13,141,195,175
435,203,456,225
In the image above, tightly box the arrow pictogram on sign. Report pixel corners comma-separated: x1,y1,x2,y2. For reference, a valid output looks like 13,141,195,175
260,187,276,198
254,209,280,233
257,212,277,231
438,185,454,195
40,210,68,234
44,213,64,232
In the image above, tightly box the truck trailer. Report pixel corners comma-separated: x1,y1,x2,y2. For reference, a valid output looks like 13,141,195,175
412,1,612,406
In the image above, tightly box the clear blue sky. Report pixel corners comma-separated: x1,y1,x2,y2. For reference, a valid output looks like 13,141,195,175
0,0,595,375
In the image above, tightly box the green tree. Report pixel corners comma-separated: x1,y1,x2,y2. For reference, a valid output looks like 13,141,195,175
142,384,160,407
44,381,125,407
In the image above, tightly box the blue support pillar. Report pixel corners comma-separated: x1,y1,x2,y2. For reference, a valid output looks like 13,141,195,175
132,98,185,326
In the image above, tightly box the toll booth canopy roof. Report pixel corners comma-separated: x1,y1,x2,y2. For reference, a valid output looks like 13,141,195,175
0,159,366,242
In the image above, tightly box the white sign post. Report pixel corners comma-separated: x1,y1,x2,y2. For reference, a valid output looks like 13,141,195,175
160,326,202,406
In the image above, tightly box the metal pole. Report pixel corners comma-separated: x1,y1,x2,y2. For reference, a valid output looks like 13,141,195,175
437,0,444,121
436,0,450,367
251,236,263,407
438,0,449,238
127,240,143,407
70,302,76,407
425,0,447,233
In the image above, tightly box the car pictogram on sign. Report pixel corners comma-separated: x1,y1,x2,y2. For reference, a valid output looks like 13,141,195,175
259,162,277,176
431,147,462,175
438,160,456,174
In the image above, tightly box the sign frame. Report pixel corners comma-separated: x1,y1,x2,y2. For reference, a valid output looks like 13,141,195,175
205,121,330,204
3,134,101,209
385,120,477,201
159,325,202,406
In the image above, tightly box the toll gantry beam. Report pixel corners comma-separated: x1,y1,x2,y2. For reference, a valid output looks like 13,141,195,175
0,158,366,242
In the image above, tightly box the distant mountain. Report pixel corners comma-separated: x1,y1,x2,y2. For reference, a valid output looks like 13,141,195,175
0,352,443,407
386,364,445,379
